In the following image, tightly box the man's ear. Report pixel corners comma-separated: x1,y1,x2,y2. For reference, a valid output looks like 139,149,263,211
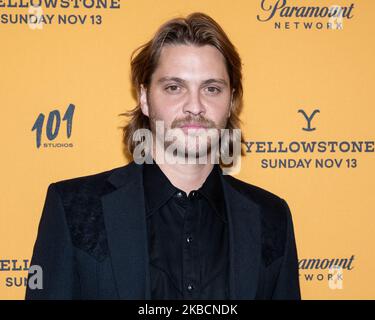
140,84,149,117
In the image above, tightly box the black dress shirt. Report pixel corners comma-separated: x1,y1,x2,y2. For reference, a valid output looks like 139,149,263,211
142,161,229,299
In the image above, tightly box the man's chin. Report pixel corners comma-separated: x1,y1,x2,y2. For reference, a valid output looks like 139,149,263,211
175,143,216,162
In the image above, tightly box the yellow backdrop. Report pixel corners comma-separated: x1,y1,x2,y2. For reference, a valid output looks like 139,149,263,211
0,0,374,299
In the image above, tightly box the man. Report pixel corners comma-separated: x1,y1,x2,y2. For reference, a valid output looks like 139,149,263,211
26,12,301,300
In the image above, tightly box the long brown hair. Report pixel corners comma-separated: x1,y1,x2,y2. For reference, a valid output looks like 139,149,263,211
119,12,245,163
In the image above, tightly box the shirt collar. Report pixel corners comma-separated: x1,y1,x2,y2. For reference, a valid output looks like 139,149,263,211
142,161,227,223
197,164,227,223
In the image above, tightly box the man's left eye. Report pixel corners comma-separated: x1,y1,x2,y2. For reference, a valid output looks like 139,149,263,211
205,87,221,94
165,85,180,92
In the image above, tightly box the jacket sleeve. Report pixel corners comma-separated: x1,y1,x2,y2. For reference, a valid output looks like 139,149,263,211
25,183,78,299
272,199,301,300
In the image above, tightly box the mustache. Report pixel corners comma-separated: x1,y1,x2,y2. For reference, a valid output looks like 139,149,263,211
171,115,216,129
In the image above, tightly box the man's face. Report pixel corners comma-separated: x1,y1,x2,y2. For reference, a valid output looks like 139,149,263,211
140,44,233,159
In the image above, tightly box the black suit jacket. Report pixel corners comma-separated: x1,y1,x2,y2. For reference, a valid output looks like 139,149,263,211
25,161,301,300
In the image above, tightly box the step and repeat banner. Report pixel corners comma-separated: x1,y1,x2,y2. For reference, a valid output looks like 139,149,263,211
1,0,374,299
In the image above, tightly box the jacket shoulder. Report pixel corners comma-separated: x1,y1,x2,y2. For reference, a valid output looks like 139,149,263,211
52,165,121,195
50,164,128,261
222,174,284,207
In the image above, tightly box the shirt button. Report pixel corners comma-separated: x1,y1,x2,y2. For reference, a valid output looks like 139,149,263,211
189,191,199,199
186,236,193,243
176,191,183,198
187,284,194,291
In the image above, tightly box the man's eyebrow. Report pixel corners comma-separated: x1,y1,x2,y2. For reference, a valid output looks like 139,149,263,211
157,77,185,84
156,77,229,86
202,78,229,86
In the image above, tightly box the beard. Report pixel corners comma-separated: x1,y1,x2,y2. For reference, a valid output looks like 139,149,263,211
149,113,226,163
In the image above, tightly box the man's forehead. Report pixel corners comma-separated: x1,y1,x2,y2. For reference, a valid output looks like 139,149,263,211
157,44,226,63
152,44,229,83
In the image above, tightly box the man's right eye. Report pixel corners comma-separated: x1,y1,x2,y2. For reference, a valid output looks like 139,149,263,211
165,85,181,93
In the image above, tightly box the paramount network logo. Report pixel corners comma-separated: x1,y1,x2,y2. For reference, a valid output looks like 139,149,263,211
31,103,75,148
299,255,355,289
256,0,355,30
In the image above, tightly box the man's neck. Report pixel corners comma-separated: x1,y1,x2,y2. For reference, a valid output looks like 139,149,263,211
154,160,214,195
152,148,214,194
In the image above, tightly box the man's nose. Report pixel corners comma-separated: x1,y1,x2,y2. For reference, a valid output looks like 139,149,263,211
182,90,206,115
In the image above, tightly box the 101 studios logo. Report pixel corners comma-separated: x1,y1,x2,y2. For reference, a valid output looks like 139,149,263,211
31,103,75,148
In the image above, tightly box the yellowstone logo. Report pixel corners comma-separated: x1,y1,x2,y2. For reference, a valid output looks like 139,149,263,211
298,109,320,132
257,0,355,30
0,0,121,27
243,109,375,169
0,259,30,288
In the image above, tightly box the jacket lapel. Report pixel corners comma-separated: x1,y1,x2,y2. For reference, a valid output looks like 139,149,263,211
221,175,262,299
101,162,151,299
